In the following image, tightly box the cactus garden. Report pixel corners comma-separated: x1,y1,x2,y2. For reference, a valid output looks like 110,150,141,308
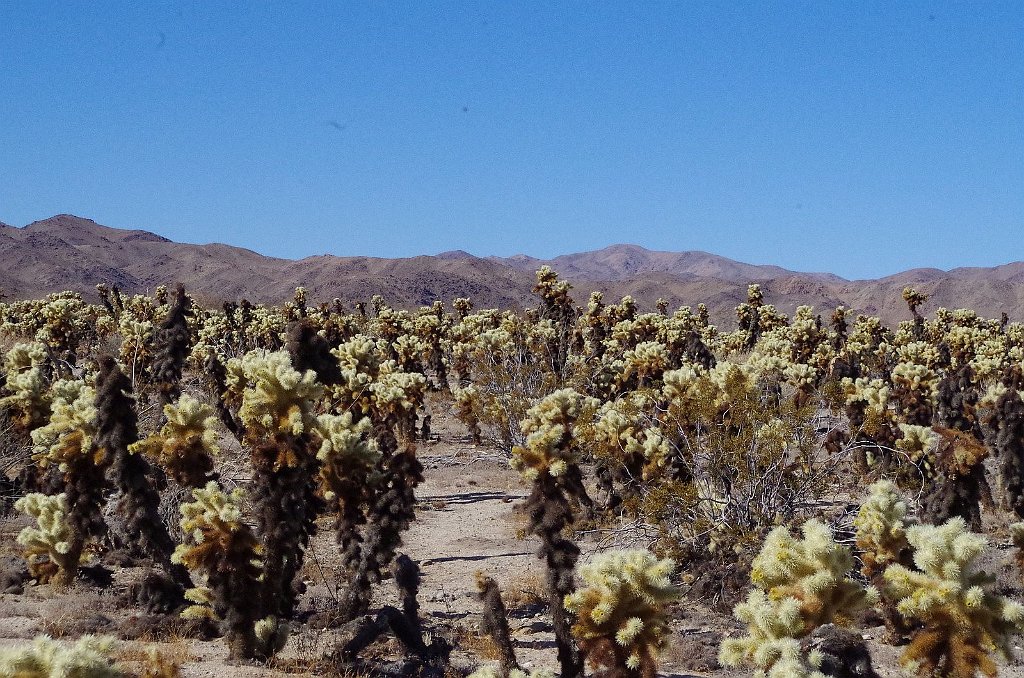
4,274,1024,678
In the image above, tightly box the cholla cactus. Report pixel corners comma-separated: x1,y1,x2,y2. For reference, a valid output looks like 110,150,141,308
129,394,220,487
31,379,97,471
917,427,989,531
720,520,877,678
882,518,1024,678
316,412,380,569
897,423,938,464
117,317,155,383
0,634,124,677
564,549,679,678
511,388,601,678
226,349,323,442
512,388,598,481
0,341,50,429
1009,522,1024,574
532,266,577,378
15,493,80,584
452,384,484,444
589,398,669,510
150,283,192,407
892,361,938,425
28,379,104,583
172,482,265,659
225,349,323,624
854,480,911,579
285,318,343,387
95,356,183,584
370,367,427,439
855,480,915,642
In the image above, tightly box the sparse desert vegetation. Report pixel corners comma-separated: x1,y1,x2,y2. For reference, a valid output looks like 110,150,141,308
3,270,1024,678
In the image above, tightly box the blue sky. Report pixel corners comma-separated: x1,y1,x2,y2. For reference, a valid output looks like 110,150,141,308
1,2,1022,280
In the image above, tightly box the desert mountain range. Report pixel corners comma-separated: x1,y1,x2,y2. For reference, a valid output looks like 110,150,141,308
2,214,1024,327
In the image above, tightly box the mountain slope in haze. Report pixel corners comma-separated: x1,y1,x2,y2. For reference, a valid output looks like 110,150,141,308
493,243,845,284
1,214,1022,326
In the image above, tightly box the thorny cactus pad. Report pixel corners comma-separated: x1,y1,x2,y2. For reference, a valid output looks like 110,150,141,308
564,549,679,678
882,518,1024,678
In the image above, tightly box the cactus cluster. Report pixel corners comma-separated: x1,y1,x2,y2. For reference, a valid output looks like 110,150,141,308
565,549,679,677
883,519,1024,678
720,520,876,678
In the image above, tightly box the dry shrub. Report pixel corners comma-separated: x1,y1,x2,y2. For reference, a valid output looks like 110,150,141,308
114,641,194,678
661,632,722,673
500,571,548,613
453,625,503,662
41,611,116,638
636,374,847,609
117,614,218,642
265,624,338,675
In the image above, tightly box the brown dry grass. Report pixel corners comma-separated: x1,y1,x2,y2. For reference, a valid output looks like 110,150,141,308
500,571,547,612
114,640,195,678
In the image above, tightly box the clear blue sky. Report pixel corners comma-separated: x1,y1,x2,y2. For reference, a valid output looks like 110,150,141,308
1,2,1022,280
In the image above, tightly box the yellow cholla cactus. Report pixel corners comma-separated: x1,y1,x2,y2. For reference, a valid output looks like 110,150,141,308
173,484,262,591
590,400,669,480
0,341,50,428
892,361,939,400
0,635,124,677
720,520,877,678
564,549,679,677
15,493,81,583
854,480,910,578
316,412,380,501
842,377,890,419
896,423,937,464
30,379,98,471
369,367,427,422
511,388,599,481
225,350,323,438
883,518,1024,678
129,394,220,486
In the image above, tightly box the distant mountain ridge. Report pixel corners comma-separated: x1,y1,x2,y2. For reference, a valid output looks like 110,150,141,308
1,214,1022,326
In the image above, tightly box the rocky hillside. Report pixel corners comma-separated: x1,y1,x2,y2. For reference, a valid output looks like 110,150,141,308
2,214,1022,326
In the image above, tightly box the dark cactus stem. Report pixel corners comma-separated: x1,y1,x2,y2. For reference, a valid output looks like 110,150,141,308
934,363,981,438
59,439,109,586
526,472,584,678
685,330,716,370
205,353,244,443
918,428,987,531
151,283,191,410
476,573,521,678
251,435,321,622
830,307,848,351
286,319,343,386
986,388,1024,519
338,442,423,622
391,553,422,633
95,356,190,589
